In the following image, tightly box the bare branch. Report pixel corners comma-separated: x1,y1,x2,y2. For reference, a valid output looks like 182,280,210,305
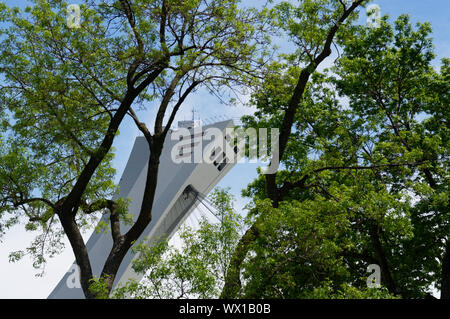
128,107,152,142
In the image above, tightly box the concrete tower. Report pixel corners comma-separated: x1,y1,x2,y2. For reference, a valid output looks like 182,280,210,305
49,119,237,298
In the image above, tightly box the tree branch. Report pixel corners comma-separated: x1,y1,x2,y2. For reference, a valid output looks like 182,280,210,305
12,197,56,210
128,107,152,143
265,0,366,206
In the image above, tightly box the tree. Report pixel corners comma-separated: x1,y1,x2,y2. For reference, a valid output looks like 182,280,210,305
221,0,367,298
0,0,268,298
112,188,398,299
220,62,411,299
331,14,449,298
222,12,448,299
111,187,244,299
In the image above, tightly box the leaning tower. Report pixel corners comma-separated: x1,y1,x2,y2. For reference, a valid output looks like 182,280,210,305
49,119,237,298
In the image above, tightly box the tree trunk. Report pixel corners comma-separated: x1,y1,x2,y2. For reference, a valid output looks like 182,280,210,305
220,222,260,298
369,224,398,295
100,137,164,296
441,240,450,299
58,210,95,298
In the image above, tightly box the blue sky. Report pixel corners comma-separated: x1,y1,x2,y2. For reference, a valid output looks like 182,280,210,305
0,0,449,298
